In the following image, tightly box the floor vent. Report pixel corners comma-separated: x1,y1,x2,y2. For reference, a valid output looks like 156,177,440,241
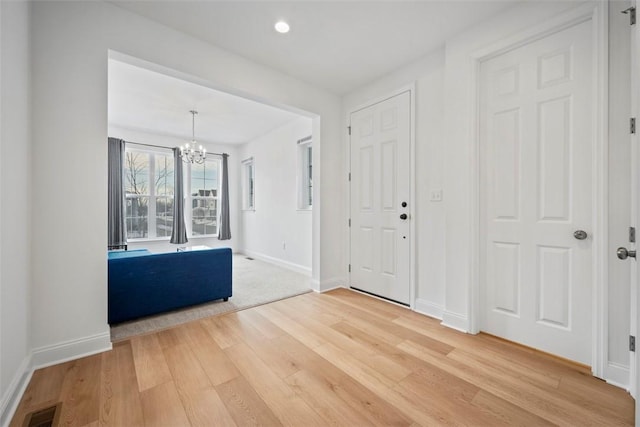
245,257,254,260
23,403,61,427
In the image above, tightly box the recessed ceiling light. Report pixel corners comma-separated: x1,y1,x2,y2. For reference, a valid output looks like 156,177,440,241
275,21,290,34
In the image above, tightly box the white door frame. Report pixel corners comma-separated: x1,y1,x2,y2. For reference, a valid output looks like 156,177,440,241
467,2,608,377
347,84,417,309
632,0,640,414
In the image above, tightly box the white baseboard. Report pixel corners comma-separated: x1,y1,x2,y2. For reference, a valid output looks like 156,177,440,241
30,331,112,370
442,310,469,333
310,278,321,292
0,355,33,427
604,362,630,390
241,250,311,277
0,331,112,426
414,299,444,320
318,277,346,293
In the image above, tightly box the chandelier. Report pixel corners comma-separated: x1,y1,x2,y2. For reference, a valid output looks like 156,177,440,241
180,110,206,164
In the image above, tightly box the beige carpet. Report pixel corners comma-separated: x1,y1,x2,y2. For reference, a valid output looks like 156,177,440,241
110,254,312,341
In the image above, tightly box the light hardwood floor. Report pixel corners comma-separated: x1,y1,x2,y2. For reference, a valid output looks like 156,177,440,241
10,289,634,426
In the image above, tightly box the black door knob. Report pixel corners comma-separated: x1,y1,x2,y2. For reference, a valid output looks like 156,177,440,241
400,213,408,220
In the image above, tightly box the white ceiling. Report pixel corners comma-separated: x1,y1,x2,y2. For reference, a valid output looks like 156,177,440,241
111,0,530,95
108,1,549,144
108,59,305,145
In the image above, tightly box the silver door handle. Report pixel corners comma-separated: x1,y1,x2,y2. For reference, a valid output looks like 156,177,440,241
617,247,636,260
574,230,588,240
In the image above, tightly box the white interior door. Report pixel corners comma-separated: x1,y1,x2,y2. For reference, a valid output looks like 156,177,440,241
349,91,411,305
479,20,594,365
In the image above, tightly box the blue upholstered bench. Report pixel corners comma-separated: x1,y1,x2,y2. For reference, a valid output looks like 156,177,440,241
107,247,232,324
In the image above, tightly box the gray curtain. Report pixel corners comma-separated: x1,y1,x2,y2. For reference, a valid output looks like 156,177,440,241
108,138,126,248
218,153,231,240
170,148,188,244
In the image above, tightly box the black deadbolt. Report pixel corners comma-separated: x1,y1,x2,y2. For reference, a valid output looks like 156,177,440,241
401,201,407,207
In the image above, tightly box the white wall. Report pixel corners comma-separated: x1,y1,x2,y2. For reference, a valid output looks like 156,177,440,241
238,117,313,274
29,0,342,370
108,125,241,254
343,50,447,318
0,1,32,423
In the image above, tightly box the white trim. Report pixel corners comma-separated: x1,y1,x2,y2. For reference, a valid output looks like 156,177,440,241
319,277,347,293
467,2,607,377
604,362,630,391
241,250,311,277
414,299,444,320
30,332,112,370
347,84,414,115
346,83,417,309
442,310,470,333
631,0,640,407
591,0,609,383
472,3,599,61
408,84,417,310
0,332,112,426
0,355,32,427
345,117,351,299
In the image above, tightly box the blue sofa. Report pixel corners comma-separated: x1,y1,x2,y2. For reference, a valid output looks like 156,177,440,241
108,247,232,324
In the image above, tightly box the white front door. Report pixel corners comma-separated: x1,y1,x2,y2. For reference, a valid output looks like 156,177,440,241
479,20,594,365
349,91,411,305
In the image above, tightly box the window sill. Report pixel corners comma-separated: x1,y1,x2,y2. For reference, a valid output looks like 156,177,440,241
190,234,219,240
127,237,171,243
127,234,220,243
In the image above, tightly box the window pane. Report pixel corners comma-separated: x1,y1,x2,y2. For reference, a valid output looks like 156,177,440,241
191,160,218,197
125,152,149,195
155,154,174,196
125,196,149,238
192,197,218,236
156,197,174,237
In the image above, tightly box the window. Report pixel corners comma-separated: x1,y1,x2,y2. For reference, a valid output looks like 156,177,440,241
123,144,222,240
124,147,174,239
297,136,312,209
242,157,255,210
190,158,220,236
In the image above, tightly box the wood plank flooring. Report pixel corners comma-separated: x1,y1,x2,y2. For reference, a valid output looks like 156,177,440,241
10,289,634,426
